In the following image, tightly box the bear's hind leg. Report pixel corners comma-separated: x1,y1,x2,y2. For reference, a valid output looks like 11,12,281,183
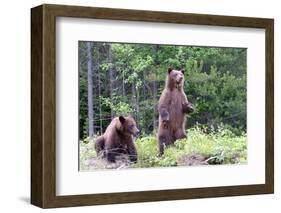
95,136,105,157
158,129,173,156
175,129,187,140
127,143,138,163
105,148,117,163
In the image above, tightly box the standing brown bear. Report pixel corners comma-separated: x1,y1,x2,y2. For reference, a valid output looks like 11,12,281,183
95,116,139,163
157,67,194,155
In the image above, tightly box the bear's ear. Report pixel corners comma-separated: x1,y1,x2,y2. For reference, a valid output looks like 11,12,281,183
119,116,126,124
167,67,173,74
180,69,185,74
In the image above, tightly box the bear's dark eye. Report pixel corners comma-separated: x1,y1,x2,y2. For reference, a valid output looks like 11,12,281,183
130,124,134,129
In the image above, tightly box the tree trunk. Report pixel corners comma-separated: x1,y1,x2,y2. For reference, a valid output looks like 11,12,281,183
131,83,140,121
136,86,140,120
86,42,94,137
108,44,115,118
96,45,102,134
131,83,137,119
152,45,159,130
152,80,157,130
122,75,126,96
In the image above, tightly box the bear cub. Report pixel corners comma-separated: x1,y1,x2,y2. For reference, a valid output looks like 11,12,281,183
95,116,139,163
157,67,194,155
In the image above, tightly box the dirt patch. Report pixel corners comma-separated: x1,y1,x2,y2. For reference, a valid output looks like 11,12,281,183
83,153,210,170
83,154,134,170
177,154,209,166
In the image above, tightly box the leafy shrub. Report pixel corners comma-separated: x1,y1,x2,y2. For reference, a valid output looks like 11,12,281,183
133,125,247,168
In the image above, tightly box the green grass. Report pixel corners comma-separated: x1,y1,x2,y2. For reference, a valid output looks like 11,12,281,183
79,136,97,170
134,126,247,168
80,126,247,170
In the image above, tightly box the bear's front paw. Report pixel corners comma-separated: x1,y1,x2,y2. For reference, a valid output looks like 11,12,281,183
162,120,169,128
183,102,194,114
129,155,138,163
160,110,170,121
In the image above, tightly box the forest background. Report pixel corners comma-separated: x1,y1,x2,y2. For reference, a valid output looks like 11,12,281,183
79,42,246,139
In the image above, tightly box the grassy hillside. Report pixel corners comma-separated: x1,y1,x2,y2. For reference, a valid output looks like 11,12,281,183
80,126,247,171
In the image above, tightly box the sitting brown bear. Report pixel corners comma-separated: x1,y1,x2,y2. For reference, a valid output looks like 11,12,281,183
157,67,194,155
95,116,139,163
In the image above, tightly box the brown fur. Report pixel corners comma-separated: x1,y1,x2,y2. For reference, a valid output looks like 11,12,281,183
95,116,139,163
157,68,194,155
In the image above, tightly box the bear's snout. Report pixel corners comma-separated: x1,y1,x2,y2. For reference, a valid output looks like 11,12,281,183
134,129,140,137
176,76,183,84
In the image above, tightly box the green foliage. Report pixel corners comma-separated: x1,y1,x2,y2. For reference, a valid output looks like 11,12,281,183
79,137,97,170
79,42,247,139
176,126,247,163
182,47,247,134
133,125,247,168
100,96,133,115
134,136,159,167
186,60,246,134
